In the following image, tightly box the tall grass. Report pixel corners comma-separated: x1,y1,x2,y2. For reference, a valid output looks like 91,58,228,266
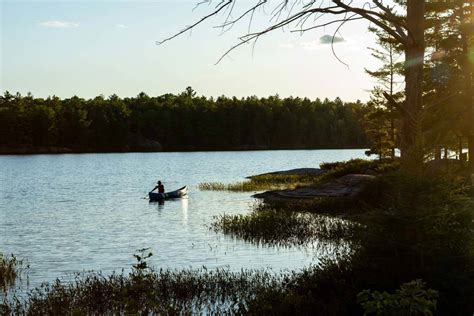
198,174,322,192
211,205,357,247
3,257,284,314
0,253,25,291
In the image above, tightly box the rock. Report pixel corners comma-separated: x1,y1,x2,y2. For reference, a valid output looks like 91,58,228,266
253,174,376,201
134,138,162,151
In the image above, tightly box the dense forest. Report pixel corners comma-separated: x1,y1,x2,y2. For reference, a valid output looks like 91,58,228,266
0,88,368,153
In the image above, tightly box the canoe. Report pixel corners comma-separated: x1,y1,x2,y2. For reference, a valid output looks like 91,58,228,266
149,186,187,202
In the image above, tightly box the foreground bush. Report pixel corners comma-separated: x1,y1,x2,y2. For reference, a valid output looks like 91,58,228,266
358,279,439,316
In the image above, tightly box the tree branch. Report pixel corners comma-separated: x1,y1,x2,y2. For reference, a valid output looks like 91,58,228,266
159,0,411,63
156,0,233,45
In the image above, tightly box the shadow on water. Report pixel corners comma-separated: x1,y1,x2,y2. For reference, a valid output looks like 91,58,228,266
148,197,189,214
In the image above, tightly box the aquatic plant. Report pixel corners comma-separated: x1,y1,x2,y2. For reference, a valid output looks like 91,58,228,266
212,205,357,247
198,174,322,192
0,253,25,291
3,252,283,315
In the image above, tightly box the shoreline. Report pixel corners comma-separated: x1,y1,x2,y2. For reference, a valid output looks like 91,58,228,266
0,146,368,155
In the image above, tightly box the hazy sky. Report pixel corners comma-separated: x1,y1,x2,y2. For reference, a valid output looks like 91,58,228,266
1,0,386,101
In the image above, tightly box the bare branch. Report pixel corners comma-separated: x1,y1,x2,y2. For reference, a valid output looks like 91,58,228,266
330,15,355,68
291,15,363,33
159,0,411,64
156,0,232,45
192,0,210,12
332,0,408,45
214,1,267,29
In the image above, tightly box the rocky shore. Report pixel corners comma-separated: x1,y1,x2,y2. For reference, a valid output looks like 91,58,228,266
253,169,376,203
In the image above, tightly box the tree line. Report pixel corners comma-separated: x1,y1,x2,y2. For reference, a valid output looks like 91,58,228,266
0,88,368,153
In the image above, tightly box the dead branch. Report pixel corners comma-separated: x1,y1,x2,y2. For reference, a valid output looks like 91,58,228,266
159,1,410,64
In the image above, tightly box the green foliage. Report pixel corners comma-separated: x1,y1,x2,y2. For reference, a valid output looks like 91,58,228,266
0,90,368,152
364,28,404,160
320,158,400,179
357,279,438,316
246,258,359,315
351,173,474,314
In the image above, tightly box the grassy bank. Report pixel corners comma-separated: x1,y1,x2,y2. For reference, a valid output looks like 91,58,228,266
198,159,400,193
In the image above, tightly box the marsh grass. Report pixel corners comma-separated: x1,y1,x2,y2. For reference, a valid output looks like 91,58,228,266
0,253,26,291
199,174,322,192
211,204,358,247
3,261,284,314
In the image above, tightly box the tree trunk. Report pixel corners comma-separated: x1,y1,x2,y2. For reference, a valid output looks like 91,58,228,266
469,136,474,172
401,0,425,174
390,118,396,159
460,3,474,174
434,147,441,160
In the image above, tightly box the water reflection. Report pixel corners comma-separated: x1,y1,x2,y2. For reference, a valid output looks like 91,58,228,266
181,197,189,225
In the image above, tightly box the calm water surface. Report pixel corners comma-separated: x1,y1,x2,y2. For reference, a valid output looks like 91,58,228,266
0,149,367,289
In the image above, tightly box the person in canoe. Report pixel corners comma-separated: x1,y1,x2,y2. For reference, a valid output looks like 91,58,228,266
151,180,165,193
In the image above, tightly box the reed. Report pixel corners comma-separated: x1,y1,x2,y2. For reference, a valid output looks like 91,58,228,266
3,254,283,315
0,253,23,290
211,205,357,247
198,174,321,192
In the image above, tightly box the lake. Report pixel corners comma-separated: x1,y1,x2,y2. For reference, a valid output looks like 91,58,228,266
0,149,368,290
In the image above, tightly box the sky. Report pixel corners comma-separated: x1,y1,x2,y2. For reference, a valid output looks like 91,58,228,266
1,0,387,101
